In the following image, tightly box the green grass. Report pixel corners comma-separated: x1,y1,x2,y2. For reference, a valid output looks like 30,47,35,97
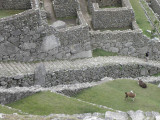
93,49,118,57
0,10,24,19
129,0,152,37
152,72,160,77
74,79,160,112
7,91,107,115
0,105,22,114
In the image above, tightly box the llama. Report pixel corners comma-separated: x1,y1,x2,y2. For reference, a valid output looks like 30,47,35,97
125,91,136,101
138,79,147,88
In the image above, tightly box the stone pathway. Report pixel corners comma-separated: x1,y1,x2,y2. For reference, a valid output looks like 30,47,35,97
0,56,160,78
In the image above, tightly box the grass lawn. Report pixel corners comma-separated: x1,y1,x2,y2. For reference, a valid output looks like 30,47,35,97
0,10,24,19
0,105,22,114
74,79,160,112
129,0,152,37
93,49,118,57
7,91,107,115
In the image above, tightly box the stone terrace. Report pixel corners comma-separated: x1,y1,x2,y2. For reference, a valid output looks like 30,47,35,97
1,56,160,78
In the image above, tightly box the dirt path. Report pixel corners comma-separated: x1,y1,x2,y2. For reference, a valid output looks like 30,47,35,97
43,0,56,24
79,0,93,29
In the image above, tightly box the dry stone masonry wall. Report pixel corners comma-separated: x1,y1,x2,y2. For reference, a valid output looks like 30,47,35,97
91,0,134,29
0,0,32,10
53,0,79,18
0,0,91,61
150,0,160,19
0,61,160,88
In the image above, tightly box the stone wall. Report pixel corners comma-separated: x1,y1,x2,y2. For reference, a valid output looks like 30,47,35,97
94,0,122,8
150,0,160,19
0,0,31,10
88,0,131,13
90,22,160,60
0,9,91,61
0,63,160,88
0,90,38,104
53,0,79,18
91,1,134,29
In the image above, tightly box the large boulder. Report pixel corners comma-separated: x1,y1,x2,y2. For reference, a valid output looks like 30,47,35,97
51,20,66,29
42,34,60,52
105,111,128,120
127,110,145,120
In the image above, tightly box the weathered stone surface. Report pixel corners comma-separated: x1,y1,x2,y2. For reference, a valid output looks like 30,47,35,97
34,63,46,86
0,42,19,55
51,20,66,29
105,111,128,120
127,110,145,120
42,34,60,52
140,68,148,76
0,35,4,42
109,47,119,53
22,43,36,50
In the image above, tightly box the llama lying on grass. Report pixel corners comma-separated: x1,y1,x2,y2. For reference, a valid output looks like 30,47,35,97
125,91,136,101
138,79,147,88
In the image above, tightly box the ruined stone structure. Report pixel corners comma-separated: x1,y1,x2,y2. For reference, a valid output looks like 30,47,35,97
1,0,160,109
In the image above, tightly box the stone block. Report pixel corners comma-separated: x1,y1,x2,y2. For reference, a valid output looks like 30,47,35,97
127,110,145,120
0,35,4,42
51,20,66,29
22,43,36,50
42,34,61,52
34,63,46,86
109,47,119,53
0,42,19,55
105,111,128,120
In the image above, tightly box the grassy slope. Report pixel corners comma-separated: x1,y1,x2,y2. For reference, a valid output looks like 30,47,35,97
7,91,107,115
129,0,152,37
0,105,22,114
93,49,118,57
74,79,160,112
0,10,24,19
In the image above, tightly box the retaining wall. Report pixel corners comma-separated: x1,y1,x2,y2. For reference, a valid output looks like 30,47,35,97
91,0,134,29
0,0,31,10
0,90,39,104
0,63,160,88
53,0,79,18
90,21,160,60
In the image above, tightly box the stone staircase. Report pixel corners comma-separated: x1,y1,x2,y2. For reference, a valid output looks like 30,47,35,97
1,56,160,78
